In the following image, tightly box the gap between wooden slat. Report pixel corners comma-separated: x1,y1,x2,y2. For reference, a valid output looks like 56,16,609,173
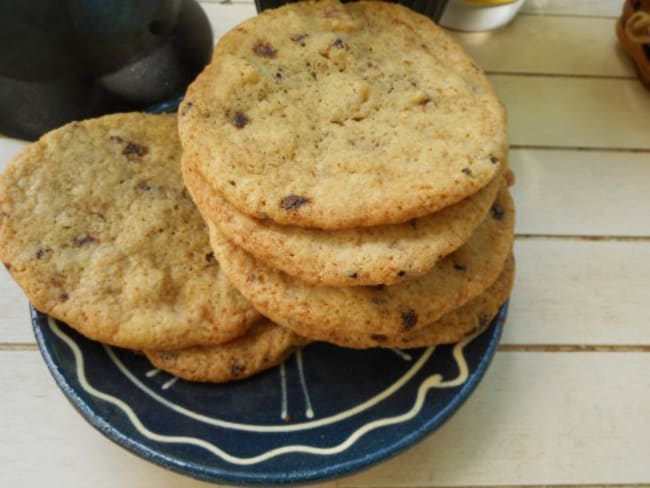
352,484,649,488
515,234,650,242
498,344,650,353
0,343,38,351
509,144,650,153
486,71,637,81
518,12,619,20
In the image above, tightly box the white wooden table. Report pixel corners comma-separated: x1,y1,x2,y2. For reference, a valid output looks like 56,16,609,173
2,1,649,486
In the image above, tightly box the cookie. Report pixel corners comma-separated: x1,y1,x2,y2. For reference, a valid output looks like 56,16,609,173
315,254,514,348
178,0,507,229
184,161,503,286
208,185,515,339
0,113,260,350
145,318,309,383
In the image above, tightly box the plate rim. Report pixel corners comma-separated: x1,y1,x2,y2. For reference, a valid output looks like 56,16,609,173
31,302,507,486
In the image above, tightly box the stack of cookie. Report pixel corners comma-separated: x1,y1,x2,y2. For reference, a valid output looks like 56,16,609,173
177,0,515,350
0,0,515,384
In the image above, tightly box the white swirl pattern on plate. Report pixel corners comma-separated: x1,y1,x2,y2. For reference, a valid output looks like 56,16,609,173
49,317,477,465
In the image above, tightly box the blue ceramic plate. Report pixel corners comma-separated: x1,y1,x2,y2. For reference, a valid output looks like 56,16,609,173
31,302,506,485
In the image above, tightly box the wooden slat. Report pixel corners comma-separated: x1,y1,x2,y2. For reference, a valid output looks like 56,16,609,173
0,352,217,487
451,15,635,77
0,268,31,344
0,138,32,344
342,351,650,487
491,75,650,149
504,239,650,346
3,238,650,346
0,139,28,170
510,149,650,236
201,2,256,39
3,351,649,487
521,0,622,17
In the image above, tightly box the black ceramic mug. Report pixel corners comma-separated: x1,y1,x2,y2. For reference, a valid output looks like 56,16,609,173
0,0,213,140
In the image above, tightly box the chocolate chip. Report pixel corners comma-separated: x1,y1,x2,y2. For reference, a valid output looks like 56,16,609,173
59,293,69,302
205,252,216,264
290,33,308,46
230,360,246,377
231,111,249,129
333,38,347,49
3,262,10,271
490,156,500,164
453,263,467,271
400,309,418,330
253,40,277,58
397,270,406,277
349,272,358,279
372,284,386,291
35,248,52,259
275,71,283,79
181,102,193,116
409,219,417,230
491,202,505,221
72,235,97,247
280,194,310,210
370,334,387,342
122,142,148,161
418,96,431,106
462,167,472,176
136,180,152,191
478,313,490,328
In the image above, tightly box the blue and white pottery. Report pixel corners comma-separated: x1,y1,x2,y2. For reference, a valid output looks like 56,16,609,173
31,302,507,485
